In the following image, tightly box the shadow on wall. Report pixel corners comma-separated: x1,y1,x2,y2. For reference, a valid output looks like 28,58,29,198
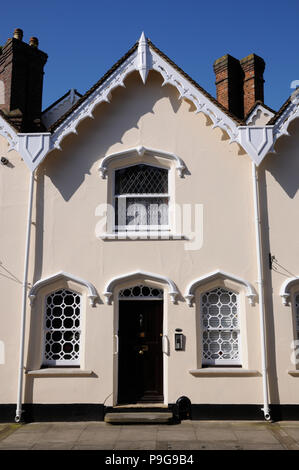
41,70,182,202
258,167,280,405
266,118,299,199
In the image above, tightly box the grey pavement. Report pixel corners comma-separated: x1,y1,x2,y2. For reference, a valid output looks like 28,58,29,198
0,420,299,450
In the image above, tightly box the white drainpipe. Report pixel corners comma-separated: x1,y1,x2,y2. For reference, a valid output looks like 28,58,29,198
252,162,271,421
15,170,35,423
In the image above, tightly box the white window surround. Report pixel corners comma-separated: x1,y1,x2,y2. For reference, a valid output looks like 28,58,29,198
280,277,299,306
185,270,256,307
101,153,185,239
103,270,179,305
28,271,99,307
99,146,187,179
185,271,254,371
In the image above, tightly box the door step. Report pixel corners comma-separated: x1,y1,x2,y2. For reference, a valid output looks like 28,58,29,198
105,411,173,424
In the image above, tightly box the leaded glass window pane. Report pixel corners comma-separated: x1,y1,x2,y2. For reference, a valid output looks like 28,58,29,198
44,289,81,366
201,287,240,365
116,197,168,228
115,165,168,194
114,164,169,231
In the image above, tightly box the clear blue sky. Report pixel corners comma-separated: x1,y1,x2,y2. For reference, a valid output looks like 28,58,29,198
1,0,299,112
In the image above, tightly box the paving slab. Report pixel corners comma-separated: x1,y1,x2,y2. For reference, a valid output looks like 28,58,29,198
195,428,238,442
114,440,156,450
241,443,285,450
1,420,299,450
72,443,115,450
233,429,279,444
157,428,197,441
118,426,158,441
163,441,243,451
279,427,299,440
31,442,75,450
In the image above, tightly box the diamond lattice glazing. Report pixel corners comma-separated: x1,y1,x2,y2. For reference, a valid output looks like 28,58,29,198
115,165,168,194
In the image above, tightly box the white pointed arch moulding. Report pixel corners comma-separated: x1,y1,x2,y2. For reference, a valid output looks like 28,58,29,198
280,277,299,306
184,269,256,307
103,270,179,305
28,271,99,307
99,145,187,179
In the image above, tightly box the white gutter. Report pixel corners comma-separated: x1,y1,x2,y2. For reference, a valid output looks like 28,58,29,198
252,162,271,421
15,170,35,423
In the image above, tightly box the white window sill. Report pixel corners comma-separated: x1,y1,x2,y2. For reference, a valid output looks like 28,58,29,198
99,232,188,240
288,370,299,376
189,368,260,377
26,368,94,377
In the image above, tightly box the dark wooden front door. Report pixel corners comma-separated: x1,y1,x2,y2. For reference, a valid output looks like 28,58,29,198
118,300,163,404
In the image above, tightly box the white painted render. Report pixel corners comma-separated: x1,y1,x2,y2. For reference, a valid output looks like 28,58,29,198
0,36,299,414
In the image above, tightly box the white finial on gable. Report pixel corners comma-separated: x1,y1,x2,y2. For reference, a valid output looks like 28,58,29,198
70,88,75,105
137,32,151,84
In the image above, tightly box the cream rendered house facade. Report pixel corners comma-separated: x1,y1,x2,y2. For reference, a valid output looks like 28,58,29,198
0,29,299,422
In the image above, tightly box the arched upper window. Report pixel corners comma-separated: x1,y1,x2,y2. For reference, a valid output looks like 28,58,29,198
201,287,241,366
114,164,169,232
119,284,164,300
43,289,81,366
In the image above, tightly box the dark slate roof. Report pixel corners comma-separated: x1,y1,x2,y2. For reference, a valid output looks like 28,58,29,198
42,89,82,115
267,97,291,125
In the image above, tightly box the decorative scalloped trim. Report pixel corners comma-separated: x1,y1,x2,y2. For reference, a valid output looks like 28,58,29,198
103,270,179,305
42,89,81,129
246,104,274,126
0,116,18,151
50,36,240,153
185,269,256,307
51,52,137,151
273,95,299,143
150,49,240,144
5,34,297,169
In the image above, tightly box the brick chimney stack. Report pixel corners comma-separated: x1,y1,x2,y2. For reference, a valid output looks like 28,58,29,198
0,28,48,131
240,54,265,118
213,52,265,120
213,55,244,120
